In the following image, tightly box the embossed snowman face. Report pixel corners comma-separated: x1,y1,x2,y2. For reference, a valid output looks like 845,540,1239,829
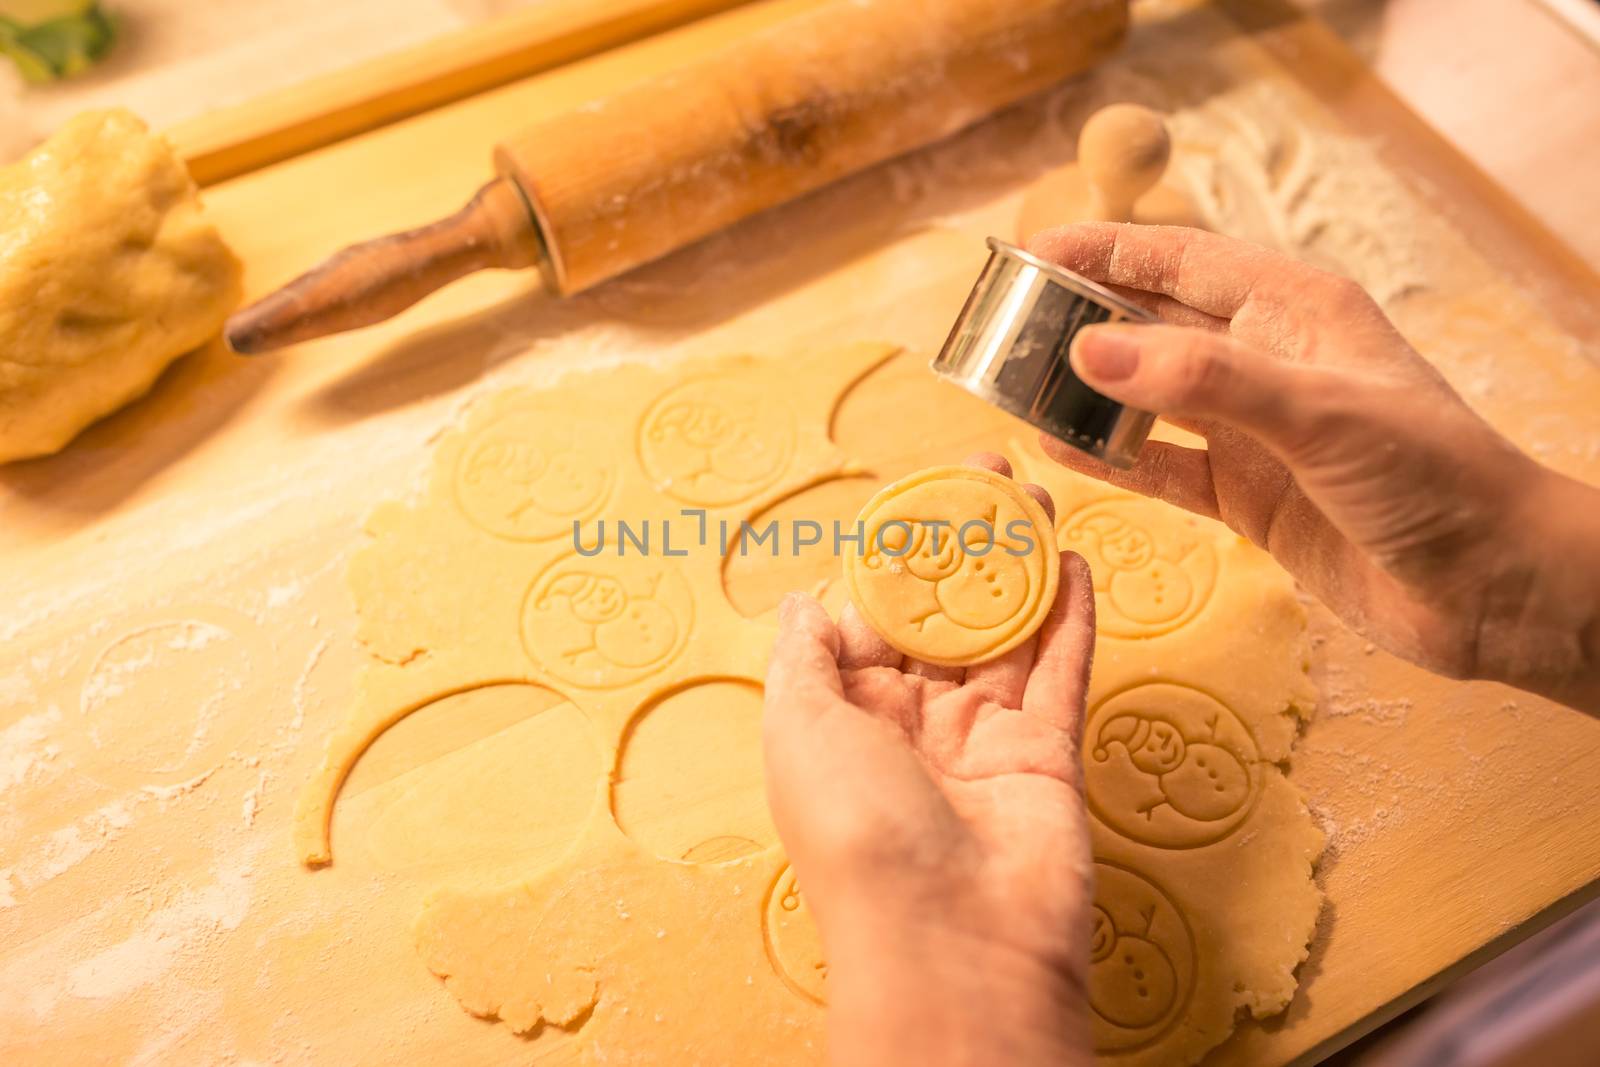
845,466,1057,666
1093,517,1155,570
1089,930,1179,1030
1108,560,1194,626
524,559,694,690
653,400,732,449
1095,714,1186,776
936,550,1031,629
1077,515,1195,625
465,438,548,486
888,522,962,582
1089,906,1117,963
457,415,615,540
639,380,797,506
531,448,610,518
1062,502,1219,639
593,600,680,668
1084,683,1262,849
711,421,785,485
555,575,627,624
1159,742,1251,822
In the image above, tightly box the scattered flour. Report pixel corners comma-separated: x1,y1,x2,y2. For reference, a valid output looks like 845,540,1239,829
141,765,219,804
241,770,269,828
1170,85,1429,306
24,799,137,888
264,576,308,610
290,636,331,733
0,706,62,795
65,847,258,1002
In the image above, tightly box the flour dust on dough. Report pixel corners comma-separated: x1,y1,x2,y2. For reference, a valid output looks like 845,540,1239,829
0,109,241,464
843,464,1059,666
301,346,1320,1065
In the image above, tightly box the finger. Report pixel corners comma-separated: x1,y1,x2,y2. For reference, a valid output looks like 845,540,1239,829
1067,323,1323,459
1104,284,1230,332
1038,435,1220,519
836,603,903,670
962,451,1013,478
963,636,1038,709
961,451,1056,522
903,658,965,684
1022,551,1096,740
1027,222,1324,320
1019,482,1055,524
765,593,845,714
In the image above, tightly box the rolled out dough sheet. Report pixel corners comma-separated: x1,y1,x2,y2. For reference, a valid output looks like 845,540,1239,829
298,341,1322,1065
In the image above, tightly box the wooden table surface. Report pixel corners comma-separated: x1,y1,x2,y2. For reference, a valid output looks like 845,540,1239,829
1,2,1598,1065
7,0,1598,264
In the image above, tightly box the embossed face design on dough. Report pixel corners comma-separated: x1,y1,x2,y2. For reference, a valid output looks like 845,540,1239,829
522,556,695,688
638,379,796,506
1086,683,1261,848
764,865,827,1005
1089,862,1195,1052
1062,500,1219,638
844,466,1058,667
1089,906,1117,963
455,413,613,540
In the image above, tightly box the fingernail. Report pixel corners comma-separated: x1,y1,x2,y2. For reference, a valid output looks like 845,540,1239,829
777,592,798,623
1072,328,1140,382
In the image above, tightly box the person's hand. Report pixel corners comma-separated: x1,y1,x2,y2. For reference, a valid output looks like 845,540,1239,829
1027,223,1600,714
763,454,1098,1067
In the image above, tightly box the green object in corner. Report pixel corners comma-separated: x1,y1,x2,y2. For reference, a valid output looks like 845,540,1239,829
0,0,116,83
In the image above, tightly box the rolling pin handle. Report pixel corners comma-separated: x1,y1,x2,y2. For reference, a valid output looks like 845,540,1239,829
223,177,545,354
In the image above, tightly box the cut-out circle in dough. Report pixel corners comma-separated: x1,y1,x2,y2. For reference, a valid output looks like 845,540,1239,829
1086,682,1261,849
454,412,615,540
1090,861,1196,1051
521,552,695,689
721,474,879,620
843,465,1059,666
76,611,255,788
763,864,827,1005
1062,499,1219,639
611,680,775,862
638,377,796,505
357,684,603,878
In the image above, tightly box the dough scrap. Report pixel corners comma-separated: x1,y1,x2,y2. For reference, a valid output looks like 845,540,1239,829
304,348,1320,1066
415,837,820,1059
0,109,241,463
843,464,1059,666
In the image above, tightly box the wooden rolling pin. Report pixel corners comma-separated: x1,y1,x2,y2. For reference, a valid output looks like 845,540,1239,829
226,0,1128,353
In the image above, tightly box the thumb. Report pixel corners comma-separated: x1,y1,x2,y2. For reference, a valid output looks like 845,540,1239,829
1070,324,1316,454
765,592,845,710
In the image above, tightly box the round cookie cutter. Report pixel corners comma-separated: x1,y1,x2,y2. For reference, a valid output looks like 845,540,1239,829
932,237,1156,469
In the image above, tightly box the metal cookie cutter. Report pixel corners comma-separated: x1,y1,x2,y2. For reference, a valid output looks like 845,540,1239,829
932,237,1156,469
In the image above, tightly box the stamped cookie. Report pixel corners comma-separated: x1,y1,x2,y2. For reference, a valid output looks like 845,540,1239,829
843,465,1059,666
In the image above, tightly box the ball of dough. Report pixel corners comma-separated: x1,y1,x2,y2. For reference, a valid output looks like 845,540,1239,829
0,109,242,464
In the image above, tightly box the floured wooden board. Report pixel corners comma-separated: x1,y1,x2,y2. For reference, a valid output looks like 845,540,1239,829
1,0,1598,1063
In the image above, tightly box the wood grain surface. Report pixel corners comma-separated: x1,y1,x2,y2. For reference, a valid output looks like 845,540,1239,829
1,1,1598,1063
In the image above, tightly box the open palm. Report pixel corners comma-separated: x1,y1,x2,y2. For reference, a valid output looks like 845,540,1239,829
763,455,1097,978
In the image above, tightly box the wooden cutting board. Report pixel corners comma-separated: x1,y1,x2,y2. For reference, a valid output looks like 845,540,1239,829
2,1,1598,1063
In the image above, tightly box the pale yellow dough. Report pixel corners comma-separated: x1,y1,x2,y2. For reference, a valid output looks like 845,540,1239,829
301,348,1322,1066
0,109,241,464
843,464,1059,666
